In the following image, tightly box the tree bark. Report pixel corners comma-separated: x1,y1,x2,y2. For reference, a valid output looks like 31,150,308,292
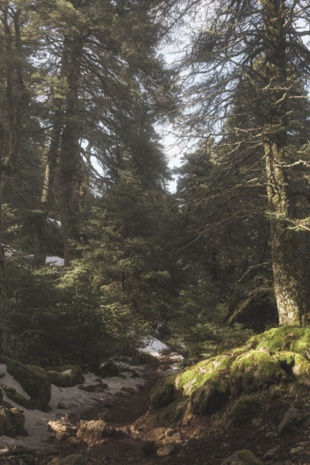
262,0,306,325
57,34,85,265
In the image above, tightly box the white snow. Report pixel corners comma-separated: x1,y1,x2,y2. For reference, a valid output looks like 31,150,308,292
139,336,170,357
0,364,145,450
45,256,65,266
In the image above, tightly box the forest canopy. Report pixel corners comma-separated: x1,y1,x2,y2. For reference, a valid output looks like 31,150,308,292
0,0,310,368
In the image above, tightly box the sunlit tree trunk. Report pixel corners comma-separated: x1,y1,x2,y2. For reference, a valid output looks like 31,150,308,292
262,0,306,325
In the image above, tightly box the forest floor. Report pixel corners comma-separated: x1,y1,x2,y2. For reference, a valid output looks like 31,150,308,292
44,360,310,465
1,358,310,465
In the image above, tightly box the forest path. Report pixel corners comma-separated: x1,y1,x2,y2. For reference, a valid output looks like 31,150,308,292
52,361,168,465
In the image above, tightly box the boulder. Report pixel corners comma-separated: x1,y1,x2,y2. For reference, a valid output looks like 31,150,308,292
0,405,27,437
278,406,303,434
98,362,120,377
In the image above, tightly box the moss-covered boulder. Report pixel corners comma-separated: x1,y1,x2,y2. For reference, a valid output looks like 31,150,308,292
230,350,288,394
99,361,120,377
46,365,85,387
175,355,231,396
230,395,261,426
4,389,33,409
0,356,51,411
190,383,229,415
149,326,310,426
150,374,176,409
249,326,310,357
0,406,27,437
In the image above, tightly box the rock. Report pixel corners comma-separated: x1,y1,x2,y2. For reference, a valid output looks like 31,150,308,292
221,449,264,465
143,427,169,442
150,374,175,409
57,402,66,409
230,396,261,426
77,419,108,443
78,383,107,392
47,454,86,465
278,406,302,434
46,365,85,387
157,443,176,456
263,446,279,459
0,356,51,410
0,406,27,437
99,362,120,377
65,412,80,426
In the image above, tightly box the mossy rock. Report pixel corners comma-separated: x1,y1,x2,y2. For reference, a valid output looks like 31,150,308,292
99,362,120,377
175,355,232,396
0,406,27,437
250,326,310,357
230,350,288,394
149,400,186,427
230,395,261,426
190,381,230,415
0,356,51,411
5,390,33,410
46,365,85,387
150,374,176,409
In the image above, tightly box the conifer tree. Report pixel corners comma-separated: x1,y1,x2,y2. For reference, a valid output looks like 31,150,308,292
181,0,310,325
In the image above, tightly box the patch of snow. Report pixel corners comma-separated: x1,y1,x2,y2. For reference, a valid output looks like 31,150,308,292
139,336,170,358
45,256,65,266
0,364,146,450
47,217,61,228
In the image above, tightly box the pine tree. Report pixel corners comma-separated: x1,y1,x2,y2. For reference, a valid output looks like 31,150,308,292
181,0,310,325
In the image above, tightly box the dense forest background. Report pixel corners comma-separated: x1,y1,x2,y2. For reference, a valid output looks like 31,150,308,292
1,0,310,370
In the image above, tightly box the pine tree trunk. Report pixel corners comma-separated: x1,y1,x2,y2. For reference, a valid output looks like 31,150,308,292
57,34,85,265
262,0,306,325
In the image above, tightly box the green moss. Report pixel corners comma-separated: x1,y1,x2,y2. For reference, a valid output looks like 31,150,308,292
235,450,263,465
150,374,176,409
175,355,231,396
0,356,51,411
190,381,230,415
149,400,186,426
5,390,33,409
46,365,84,387
0,406,27,437
230,395,261,426
290,353,310,382
230,350,287,394
250,326,310,357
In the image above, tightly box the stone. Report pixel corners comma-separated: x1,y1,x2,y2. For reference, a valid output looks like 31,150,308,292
143,427,173,442
57,402,66,409
263,446,279,459
278,406,302,434
156,443,176,457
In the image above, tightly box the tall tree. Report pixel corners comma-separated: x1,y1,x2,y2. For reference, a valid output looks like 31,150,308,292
181,0,310,325
33,0,177,264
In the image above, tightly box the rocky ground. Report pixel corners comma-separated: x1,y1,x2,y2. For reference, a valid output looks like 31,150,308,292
1,356,310,465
